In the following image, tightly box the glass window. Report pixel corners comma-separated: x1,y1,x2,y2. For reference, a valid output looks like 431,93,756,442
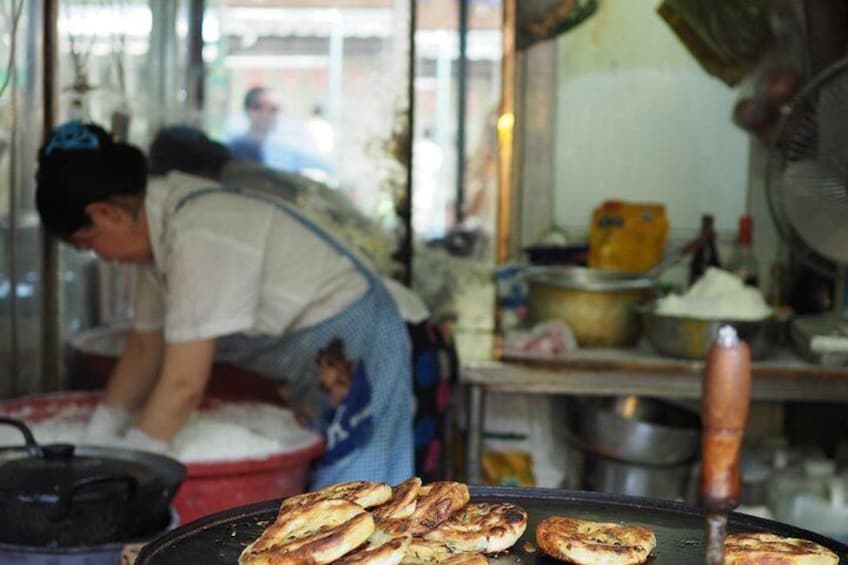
0,0,44,395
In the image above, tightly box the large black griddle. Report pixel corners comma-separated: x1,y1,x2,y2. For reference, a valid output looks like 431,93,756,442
136,486,848,564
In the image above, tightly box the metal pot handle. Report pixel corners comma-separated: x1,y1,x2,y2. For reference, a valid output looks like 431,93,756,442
48,474,139,521
0,416,43,457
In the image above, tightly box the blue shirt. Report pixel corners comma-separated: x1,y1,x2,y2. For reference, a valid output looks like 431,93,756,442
228,135,263,163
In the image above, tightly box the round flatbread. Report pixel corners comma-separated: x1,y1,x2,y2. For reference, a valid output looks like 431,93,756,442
724,532,839,565
278,481,392,515
240,499,375,565
409,481,471,535
335,536,410,565
402,538,488,564
372,481,471,543
535,516,656,565
425,502,527,554
369,518,413,547
373,478,422,523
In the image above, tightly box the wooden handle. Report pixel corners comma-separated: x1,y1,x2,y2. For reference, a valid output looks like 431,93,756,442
700,326,752,511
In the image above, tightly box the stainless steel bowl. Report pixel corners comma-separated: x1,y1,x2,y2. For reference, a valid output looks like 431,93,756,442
638,302,778,360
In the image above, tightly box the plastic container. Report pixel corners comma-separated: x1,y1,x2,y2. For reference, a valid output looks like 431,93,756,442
176,444,324,524
767,457,832,512
0,392,324,525
777,470,848,543
767,455,848,542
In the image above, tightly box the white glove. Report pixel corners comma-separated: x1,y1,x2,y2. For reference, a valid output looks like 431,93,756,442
124,427,170,455
83,403,133,445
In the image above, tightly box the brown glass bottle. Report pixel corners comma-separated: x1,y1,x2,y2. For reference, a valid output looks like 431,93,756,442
689,214,721,285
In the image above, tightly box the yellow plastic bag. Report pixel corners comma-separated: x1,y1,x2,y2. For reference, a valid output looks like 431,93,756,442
588,201,669,273
482,450,536,487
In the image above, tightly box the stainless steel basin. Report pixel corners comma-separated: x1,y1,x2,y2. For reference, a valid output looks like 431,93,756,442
561,396,701,500
565,396,701,466
575,451,695,501
638,302,779,360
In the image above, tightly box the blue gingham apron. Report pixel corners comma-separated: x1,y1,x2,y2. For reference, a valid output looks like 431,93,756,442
171,187,414,488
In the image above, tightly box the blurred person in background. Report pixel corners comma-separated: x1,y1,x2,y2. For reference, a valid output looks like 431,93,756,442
230,86,335,182
228,86,278,163
306,105,335,158
412,128,446,241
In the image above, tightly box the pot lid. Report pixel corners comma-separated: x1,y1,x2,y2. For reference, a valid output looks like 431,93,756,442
0,445,159,501
526,266,655,291
0,418,161,520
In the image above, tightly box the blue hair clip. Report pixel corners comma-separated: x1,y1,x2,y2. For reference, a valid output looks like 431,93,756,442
43,120,100,156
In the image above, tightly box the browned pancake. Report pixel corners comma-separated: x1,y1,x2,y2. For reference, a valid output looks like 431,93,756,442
408,481,470,535
535,516,655,565
425,502,527,554
372,478,422,523
402,538,488,564
373,481,471,542
278,481,391,516
335,536,410,565
724,532,839,565
239,499,374,565
440,556,488,565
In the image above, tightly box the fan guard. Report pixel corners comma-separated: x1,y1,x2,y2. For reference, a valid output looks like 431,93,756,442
766,56,848,279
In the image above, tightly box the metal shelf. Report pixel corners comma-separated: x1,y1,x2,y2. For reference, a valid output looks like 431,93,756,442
461,346,848,483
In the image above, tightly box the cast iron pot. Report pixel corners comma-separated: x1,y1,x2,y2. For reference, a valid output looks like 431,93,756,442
0,417,185,548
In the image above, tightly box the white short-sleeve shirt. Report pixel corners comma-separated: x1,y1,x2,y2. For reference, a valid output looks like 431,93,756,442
133,172,369,343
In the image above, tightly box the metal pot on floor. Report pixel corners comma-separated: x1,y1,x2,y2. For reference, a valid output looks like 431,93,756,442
561,396,701,501
0,417,185,564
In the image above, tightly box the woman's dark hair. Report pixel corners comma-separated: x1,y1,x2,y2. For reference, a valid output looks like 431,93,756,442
36,121,147,238
148,125,232,177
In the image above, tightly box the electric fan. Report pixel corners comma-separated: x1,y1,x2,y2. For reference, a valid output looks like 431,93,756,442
766,55,848,364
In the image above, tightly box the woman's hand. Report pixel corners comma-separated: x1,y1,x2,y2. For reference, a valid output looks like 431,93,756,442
82,402,133,444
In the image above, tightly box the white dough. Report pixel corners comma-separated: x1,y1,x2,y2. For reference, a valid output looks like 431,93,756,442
0,401,319,463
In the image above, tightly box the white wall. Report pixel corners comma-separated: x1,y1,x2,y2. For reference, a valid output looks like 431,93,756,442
551,0,751,235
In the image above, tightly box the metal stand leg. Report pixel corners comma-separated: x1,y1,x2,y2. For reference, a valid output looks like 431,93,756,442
465,383,485,484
